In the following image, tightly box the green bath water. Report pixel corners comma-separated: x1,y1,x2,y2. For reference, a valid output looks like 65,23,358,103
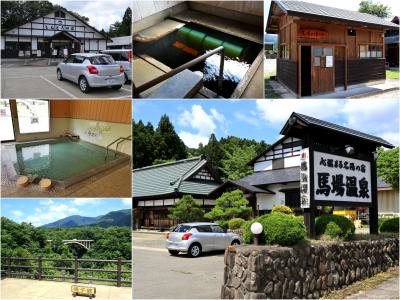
14,139,119,180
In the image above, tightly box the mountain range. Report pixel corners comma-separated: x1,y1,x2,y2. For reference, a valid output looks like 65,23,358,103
41,209,131,228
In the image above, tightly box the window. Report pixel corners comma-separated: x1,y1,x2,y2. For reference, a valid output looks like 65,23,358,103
359,45,383,58
16,100,49,134
211,225,224,233
196,225,212,232
0,100,15,141
281,44,289,59
73,56,85,64
55,11,66,18
347,29,356,36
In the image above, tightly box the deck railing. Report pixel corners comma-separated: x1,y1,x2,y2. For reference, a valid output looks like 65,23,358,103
0,257,131,287
133,46,225,98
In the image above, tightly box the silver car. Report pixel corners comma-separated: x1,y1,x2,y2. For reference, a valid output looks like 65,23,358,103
165,222,242,257
100,49,132,83
56,53,125,93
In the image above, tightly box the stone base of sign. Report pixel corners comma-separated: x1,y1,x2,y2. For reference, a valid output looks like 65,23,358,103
221,238,399,299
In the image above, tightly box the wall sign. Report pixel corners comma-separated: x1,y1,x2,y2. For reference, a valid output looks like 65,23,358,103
300,148,310,208
314,151,371,203
298,29,328,40
44,20,75,31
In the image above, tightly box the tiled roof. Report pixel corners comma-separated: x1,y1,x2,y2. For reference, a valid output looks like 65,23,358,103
239,167,300,187
281,112,394,148
275,1,398,29
132,156,220,198
377,177,392,189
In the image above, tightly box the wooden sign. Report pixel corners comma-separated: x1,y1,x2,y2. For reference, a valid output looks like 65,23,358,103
298,29,328,40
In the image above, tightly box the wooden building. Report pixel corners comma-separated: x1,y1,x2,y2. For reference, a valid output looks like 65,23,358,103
266,1,398,97
378,177,399,215
385,16,399,68
132,156,221,229
214,112,393,234
1,7,108,58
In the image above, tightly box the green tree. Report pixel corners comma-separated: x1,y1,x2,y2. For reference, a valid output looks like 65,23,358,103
221,144,257,180
108,7,131,37
132,120,156,168
203,133,223,177
377,147,399,190
168,195,205,223
358,0,391,18
204,189,252,222
155,115,187,161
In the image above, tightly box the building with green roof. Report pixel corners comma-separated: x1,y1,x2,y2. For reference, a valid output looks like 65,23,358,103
132,156,222,229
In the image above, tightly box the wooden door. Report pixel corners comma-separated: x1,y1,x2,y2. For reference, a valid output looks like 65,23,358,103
311,46,335,95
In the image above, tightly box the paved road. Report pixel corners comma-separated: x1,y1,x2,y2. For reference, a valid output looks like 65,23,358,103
1,278,132,300
133,232,224,299
346,276,400,299
1,66,132,99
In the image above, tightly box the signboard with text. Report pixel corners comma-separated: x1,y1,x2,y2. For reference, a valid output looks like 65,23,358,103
313,151,371,203
300,148,310,208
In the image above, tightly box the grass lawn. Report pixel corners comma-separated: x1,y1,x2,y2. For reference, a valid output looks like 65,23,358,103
386,69,400,79
322,266,399,299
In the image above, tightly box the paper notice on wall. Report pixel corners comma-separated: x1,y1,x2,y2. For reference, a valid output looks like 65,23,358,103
18,51,24,57
63,48,68,56
36,50,41,57
52,49,57,56
326,56,333,67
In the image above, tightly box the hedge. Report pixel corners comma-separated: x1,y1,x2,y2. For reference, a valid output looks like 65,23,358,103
379,217,399,233
315,214,355,240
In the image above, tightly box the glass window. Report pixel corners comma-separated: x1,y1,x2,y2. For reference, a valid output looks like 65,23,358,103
173,225,191,232
90,55,115,65
281,44,289,59
211,225,224,233
323,48,333,56
196,225,212,232
16,100,49,134
313,47,322,56
314,56,320,66
0,100,15,141
359,45,368,58
73,56,84,64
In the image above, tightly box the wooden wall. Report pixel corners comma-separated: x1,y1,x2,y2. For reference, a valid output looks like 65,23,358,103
347,59,386,84
277,59,297,93
378,190,399,214
49,100,131,124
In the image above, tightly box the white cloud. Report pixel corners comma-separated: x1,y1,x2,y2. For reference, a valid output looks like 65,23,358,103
12,210,23,218
71,198,101,206
256,99,399,146
234,112,260,126
178,105,227,148
121,198,131,206
40,199,54,206
50,0,131,31
25,200,80,226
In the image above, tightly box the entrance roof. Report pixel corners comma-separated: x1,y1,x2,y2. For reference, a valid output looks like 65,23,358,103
267,0,399,33
50,31,81,43
281,112,394,149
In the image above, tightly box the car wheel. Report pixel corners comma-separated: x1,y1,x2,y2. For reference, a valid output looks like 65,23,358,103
168,250,179,256
57,69,63,81
79,76,90,93
111,85,122,90
231,240,240,246
188,243,202,258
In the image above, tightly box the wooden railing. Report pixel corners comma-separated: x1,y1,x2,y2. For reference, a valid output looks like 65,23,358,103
0,257,131,287
133,46,225,98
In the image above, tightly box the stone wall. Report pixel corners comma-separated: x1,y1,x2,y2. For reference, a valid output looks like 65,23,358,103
221,238,399,299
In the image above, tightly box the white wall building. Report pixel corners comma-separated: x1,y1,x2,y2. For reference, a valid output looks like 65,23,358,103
1,8,108,58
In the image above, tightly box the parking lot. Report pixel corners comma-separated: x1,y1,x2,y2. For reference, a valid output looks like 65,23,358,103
133,232,224,299
1,64,132,99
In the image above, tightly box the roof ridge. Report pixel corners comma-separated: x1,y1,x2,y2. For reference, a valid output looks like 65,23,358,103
132,156,203,172
175,157,204,191
293,112,392,145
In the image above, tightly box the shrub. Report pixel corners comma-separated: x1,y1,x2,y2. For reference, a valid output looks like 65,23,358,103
217,220,229,231
324,221,342,239
271,205,294,215
379,217,399,233
243,212,306,246
228,218,245,230
378,217,391,228
315,214,355,240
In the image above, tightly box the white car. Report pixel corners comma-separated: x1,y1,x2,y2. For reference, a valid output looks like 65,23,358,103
165,222,242,257
57,53,125,93
100,49,132,83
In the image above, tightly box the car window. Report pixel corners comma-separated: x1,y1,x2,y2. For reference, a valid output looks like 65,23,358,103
73,56,84,64
89,55,115,65
211,225,224,233
196,225,212,232
65,56,74,63
173,225,191,233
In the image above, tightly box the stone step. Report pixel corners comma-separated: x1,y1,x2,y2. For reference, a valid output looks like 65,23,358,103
147,69,203,99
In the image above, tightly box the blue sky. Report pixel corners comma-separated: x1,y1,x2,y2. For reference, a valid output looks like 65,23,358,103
133,99,399,149
1,198,131,227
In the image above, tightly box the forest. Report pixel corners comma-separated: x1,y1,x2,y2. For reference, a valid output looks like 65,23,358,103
1,217,131,285
132,115,268,180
